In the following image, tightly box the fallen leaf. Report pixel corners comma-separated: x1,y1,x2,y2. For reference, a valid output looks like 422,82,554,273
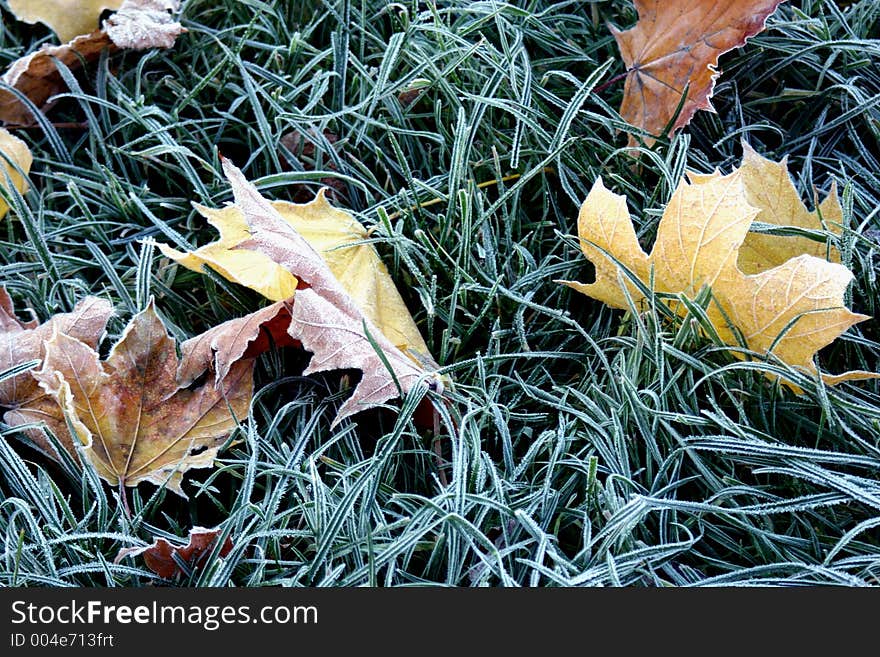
0,128,33,219
397,79,431,107
114,526,233,579
156,187,432,367
220,159,436,425
611,0,787,145
7,0,124,43
690,142,842,274
0,0,184,125
0,33,113,125
34,300,253,496
0,290,113,459
559,160,877,387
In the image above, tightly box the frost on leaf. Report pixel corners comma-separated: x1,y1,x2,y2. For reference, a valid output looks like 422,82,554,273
34,301,253,496
611,0,787,145
0,1,184,125
176,300,297,388
157,188,431,365
0,290,113,460
104,0,185,50
159,162,441,426
559,150,877,388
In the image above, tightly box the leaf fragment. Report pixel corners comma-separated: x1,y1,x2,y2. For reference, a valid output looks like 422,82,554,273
278,129,347,203
115,526,233,579
0,32,113,125
177,300,295,387
104,0,184,50
289,286,427,422
611,0,787,145
0,128,33,219
34,301,253,496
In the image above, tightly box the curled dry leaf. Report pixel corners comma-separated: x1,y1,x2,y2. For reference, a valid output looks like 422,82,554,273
177,300,296,387
611,0,787,145
115,526,233,579
0,0,184,125
158,169,440,424
34,300,253,496
157,189,430,362
0,289,113,459
0,128,33,220
559,150,877,388
196,159,435,426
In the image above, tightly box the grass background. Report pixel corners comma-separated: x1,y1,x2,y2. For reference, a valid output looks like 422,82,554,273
1,0,879,586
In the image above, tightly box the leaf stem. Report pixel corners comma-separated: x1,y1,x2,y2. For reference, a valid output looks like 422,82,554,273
3,122,88,131
118,480,132,521
592,71,628,96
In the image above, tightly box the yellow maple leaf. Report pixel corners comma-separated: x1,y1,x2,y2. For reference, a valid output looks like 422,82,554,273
156,189,431,364
689,143,842,274
559,162,877,388
7,0,124,43
0,128,33,220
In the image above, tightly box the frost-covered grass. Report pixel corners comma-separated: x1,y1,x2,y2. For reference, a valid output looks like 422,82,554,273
1,0,879,586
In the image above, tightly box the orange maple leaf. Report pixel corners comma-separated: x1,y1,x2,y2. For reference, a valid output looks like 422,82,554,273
611,0,786,145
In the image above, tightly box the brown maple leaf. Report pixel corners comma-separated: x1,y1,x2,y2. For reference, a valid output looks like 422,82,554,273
34,300,253,496
611,0,787,145
0,289,113,460
0,0,184,125
115,526,234,579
